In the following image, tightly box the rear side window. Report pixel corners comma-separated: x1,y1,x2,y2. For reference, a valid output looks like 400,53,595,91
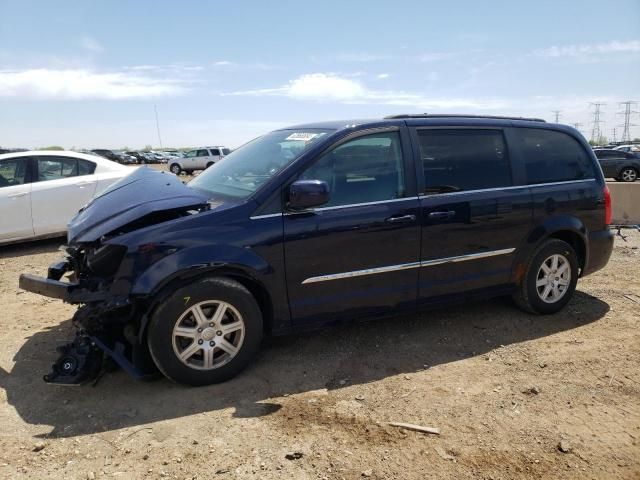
209,148,220,156
511,128,595,184
416,129,511,192
78,160,96,175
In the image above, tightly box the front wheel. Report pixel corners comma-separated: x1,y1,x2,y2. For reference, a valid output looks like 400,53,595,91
147,277,263,385
513,239,578,314
618,167,638,182
169,163,182,175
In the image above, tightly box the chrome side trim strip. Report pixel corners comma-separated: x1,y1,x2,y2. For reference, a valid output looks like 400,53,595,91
301,248,516,284
418,179,595,198
254,180,596,218
249,213,283,220
420,248,515,267
302,261,421,284
313,196,419,212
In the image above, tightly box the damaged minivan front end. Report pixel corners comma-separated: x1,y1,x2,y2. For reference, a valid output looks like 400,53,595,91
19,168,214,385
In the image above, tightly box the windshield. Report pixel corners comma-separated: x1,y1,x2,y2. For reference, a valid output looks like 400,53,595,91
188,128,334,198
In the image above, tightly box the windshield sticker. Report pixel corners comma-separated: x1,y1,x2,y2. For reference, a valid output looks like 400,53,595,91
285,132,325,143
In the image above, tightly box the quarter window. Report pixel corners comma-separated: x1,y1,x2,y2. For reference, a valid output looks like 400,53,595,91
0,158,28,187
301,131,405,207
511,128,595,184
416,129,511,193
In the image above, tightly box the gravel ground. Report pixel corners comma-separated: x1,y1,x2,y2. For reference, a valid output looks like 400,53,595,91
0,229,638,480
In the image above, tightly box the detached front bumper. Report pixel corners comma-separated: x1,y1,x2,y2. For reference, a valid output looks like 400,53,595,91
19,274,76,300
19,260,117,304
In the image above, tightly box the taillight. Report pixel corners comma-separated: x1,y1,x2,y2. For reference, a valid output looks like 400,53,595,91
604,185,612,226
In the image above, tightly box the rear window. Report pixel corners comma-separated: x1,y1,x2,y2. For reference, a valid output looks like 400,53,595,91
511,128,595,184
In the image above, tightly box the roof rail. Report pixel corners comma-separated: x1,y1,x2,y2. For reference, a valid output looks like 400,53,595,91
384,113,546,122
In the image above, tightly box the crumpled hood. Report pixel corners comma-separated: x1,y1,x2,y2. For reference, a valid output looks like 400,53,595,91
68,168,211,243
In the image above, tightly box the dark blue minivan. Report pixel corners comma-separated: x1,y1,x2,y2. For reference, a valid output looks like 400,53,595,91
20,114,614,386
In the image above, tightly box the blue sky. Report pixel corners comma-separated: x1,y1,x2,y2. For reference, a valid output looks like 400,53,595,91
1,0,639,148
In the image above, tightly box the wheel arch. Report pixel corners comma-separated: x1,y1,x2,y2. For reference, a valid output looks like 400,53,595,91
512,217,589,284
136,265,274,343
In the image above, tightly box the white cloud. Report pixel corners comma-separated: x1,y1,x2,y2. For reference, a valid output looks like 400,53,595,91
376,73,390,79
80,36,104,53
0,68,187,100
225,73,509,110
213,60,235,66
534,40,640,58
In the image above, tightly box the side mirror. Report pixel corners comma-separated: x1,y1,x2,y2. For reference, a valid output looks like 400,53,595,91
288,180,330,210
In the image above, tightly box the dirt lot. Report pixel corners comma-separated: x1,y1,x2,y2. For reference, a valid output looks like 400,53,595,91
0,231,638,480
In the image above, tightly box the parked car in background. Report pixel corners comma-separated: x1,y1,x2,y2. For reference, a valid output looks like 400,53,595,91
593,149,640,182
91,149,131,164
125,151,149,164
0,150,134,244
168,146,229,175
613,144,640,153
19,115,613,386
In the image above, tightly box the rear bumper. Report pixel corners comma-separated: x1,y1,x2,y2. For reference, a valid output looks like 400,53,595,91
583,228,614,276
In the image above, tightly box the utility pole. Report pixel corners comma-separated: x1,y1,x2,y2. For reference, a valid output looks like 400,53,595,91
589,102,605,143
572,122,583,131
551,110,561,123
617,101,638,143
154,104,163,149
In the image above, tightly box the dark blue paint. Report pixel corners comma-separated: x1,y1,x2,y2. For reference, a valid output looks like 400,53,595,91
34,116,614,336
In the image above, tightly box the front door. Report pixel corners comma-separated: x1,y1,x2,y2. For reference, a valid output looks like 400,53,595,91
0,157,33,241
411,127,532,301
283,128,421,326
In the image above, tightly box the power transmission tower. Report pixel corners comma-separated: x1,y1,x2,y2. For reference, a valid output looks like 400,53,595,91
611,128,617,144
617,101,638,143
551,110,561,123
589,102,605,143
572,122,583,131
154,104,163,149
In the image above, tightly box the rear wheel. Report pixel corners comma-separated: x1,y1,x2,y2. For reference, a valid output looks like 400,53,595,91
169,163,182,175
513,239,578,314
206,162,214,169
618,167,638,182
147,277,263,385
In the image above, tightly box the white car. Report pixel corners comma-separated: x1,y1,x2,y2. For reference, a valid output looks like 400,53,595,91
614,145,640,153
168,146,230,175
0,150,134,245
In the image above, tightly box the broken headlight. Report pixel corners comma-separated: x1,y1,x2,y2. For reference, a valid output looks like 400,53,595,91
86,244,127,276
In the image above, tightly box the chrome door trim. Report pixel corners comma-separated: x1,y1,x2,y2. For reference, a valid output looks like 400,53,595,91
302,261,421,284
419,248,515,267
252,179,596,218
301,248,516,284
418,179,595,198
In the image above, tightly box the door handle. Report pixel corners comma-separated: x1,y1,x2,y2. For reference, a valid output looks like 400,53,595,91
428,210,456,220
385,214,416,224
8,192,28,198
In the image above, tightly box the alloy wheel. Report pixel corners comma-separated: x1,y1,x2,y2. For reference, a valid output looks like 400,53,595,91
535,254,571,303
172,300,245,370
621,168,637,182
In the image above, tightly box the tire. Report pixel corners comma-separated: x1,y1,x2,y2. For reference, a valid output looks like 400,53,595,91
169,163,182,175
618,167,638,182
512,239,578,315
206,162,214,169
147,277,263,386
